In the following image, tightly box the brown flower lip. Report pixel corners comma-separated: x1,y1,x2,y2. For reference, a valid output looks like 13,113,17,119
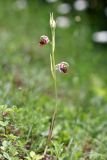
56,62,69,73
60,65,68,73
39,35,50,46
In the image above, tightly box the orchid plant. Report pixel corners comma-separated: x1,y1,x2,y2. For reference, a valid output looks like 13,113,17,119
39,13,69,156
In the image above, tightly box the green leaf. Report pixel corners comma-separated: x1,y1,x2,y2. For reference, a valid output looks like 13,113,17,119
0,121,8,127
34,154,44,160
30,151,44,160
30,151,35,158
50,54,55,80
3,152,11,160
2,140,8,148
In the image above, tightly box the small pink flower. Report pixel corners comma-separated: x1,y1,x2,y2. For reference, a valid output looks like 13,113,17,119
56,62,69,73
39,35,50,46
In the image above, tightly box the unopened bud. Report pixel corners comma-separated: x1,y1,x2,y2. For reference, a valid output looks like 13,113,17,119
50,13,56,29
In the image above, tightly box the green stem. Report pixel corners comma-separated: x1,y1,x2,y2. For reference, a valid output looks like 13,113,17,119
48,24,57,141
44,16,58,155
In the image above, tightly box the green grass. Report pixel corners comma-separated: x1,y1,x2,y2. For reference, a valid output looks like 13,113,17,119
0,0,107,159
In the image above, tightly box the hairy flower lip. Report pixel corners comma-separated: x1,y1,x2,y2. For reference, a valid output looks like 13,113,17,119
39,35,50,46
56,62,69,73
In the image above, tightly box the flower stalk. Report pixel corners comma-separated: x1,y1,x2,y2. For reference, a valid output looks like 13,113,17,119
44,13,57,155
43,13,69,156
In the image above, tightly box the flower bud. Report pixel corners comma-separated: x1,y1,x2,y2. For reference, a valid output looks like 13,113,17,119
39,35,50,46
50,13,56,29
56,62,69,73
50,19,56,29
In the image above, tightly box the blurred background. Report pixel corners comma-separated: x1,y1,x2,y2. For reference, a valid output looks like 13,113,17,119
0,0,107,107
0,0,107,159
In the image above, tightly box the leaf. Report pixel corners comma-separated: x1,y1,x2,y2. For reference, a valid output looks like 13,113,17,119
30,152,44,160
50,54,55,80
3,152,11,160
0,154,3,158
34,154,44,160
2,140,8,148
0,121,8,127
30,151,35,158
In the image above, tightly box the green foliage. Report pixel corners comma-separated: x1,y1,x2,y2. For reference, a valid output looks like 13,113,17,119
0,0,107,159
0,105,27,159
26,151,44,160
